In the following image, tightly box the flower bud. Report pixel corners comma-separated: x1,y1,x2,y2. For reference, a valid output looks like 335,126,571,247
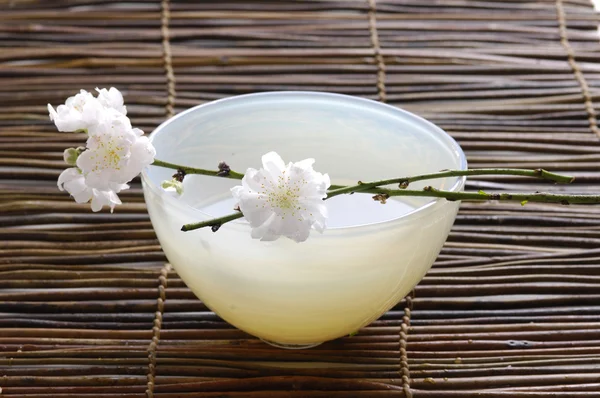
161,179,184,195
63,147,80,166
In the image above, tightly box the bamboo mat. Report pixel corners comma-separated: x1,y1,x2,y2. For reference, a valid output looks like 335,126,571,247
1,0,600,396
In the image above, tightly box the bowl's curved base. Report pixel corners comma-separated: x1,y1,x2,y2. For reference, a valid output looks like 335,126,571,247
261,339,323,350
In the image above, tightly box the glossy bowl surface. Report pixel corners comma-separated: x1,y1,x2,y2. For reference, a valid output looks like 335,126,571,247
142,92,466,345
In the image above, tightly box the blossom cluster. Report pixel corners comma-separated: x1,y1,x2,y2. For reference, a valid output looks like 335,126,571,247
51,89,330,242
49,88,156,212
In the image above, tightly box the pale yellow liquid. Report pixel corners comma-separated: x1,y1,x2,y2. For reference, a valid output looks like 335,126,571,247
143,93,463,344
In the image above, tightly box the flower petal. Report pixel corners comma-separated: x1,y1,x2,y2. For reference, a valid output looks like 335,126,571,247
291,157,315,171
261,151,286,180
75,149,95,174
90,192,104,212
90,189,122,213
72,189,92,204
96,87,127,115
57,168,93,204
250,213,281,241
122,135,156,181
237,193,271,227
57,168,79,191
47,104,58,121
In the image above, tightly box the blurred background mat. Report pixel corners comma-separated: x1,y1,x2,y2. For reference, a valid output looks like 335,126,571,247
1,0,600,397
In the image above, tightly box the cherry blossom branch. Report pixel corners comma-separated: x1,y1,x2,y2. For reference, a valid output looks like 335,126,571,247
325,168,574,200
181,212,244,232
152,160,574,195
373,187,600,205
152,159,245,180
181,188,600,232
50,89,592,240
152,160,587,232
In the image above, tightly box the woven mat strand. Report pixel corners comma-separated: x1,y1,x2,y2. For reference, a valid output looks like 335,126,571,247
1,0,600,397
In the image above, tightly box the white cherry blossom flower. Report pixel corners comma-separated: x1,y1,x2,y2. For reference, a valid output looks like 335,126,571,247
231,151,330,243
57,167,128,212
47,89,104,132
96,87,127,115
76,123,155,190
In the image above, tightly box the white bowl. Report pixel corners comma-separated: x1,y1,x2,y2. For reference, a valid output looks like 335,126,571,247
142,92,466,348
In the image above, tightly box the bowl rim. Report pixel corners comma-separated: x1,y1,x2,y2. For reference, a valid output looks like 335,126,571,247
141,91,468,231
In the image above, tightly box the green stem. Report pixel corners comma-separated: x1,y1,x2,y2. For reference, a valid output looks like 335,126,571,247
181,212,245,232
326,168,574,200
380,186,600,205
152,159,245,180
180,188,600,232
400,168,573,185
153,161,581,232
153,160,574,198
